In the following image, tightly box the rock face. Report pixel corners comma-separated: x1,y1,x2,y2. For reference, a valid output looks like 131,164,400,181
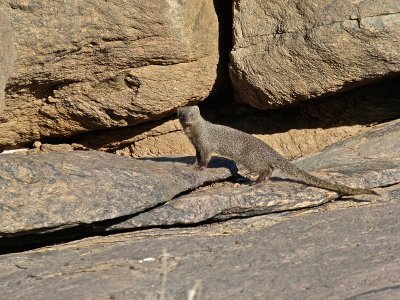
108,77,400,159
0,9,15,113
230,0,400,109
0,0,219,149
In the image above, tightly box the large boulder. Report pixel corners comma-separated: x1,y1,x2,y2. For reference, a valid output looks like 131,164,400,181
230,0,400,109
0,9,15,113
0,0,218,149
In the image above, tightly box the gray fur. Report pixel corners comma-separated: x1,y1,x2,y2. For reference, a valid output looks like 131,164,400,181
177,105,377,196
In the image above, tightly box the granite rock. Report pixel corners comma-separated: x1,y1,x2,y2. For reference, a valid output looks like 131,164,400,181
0,0,219,149
230,0,400,109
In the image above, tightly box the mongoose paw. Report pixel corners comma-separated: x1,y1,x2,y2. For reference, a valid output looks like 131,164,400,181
192,162,206,171
194,165,206,171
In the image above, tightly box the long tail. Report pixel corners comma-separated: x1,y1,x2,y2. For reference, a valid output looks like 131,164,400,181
279,161,378,196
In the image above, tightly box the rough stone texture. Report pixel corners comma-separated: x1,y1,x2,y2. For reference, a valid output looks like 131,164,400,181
294,119,400,172
230,0,400,109
0,0,218,149
82,118,188,157
0,9,15,113
0,151,236,235
0,199,399,299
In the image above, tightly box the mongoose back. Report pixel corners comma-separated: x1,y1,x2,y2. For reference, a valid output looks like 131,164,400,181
177,106,377,196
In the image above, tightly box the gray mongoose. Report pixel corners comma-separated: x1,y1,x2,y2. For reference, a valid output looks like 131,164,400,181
177,105,378,196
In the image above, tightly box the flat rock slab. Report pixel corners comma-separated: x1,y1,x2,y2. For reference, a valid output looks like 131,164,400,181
0,199,399,299
0,152,236,236
109,181,339,229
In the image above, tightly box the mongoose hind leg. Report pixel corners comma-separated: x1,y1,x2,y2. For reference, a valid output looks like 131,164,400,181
254,166,274,184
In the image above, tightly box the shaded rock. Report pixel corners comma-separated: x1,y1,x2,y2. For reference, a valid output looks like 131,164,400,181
0,9,15,113
0,199,399,299
110,119,400,230
230,0,400,109
0,0,219,149
71,76,400,159
78,118,188,157
0,152,236,236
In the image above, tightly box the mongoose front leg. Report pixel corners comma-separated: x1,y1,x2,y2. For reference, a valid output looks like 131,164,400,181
193,149,202,167
194,149,211,171
254,166,274,184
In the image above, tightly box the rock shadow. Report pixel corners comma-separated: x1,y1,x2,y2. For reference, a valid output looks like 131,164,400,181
200,76,400,135
139,155,239,177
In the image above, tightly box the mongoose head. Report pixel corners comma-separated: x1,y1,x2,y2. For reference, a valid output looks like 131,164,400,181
177,106,201,125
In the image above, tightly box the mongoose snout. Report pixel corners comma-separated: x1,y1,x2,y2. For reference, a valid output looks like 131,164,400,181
177,106,200,125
